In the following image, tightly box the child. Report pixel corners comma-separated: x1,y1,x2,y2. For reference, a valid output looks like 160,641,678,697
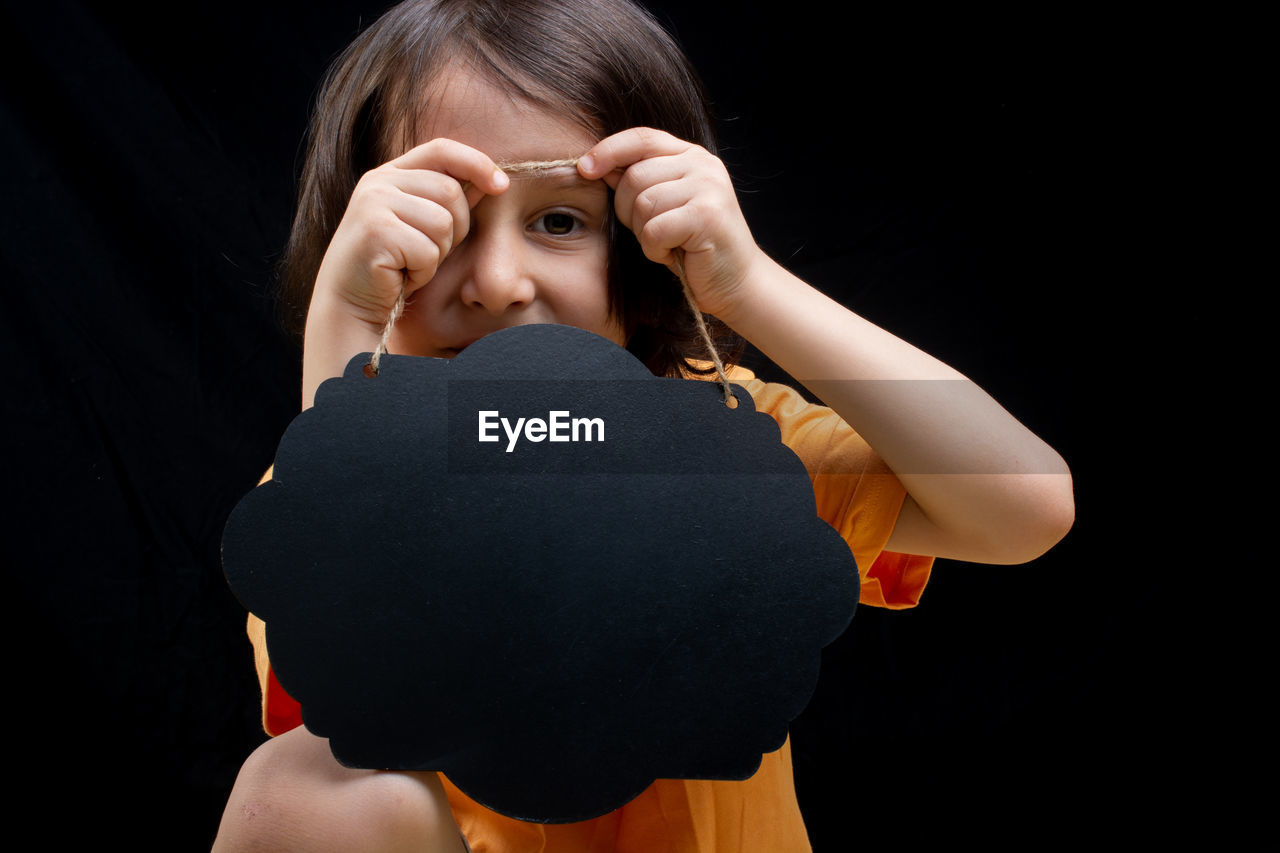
215,0,1074,850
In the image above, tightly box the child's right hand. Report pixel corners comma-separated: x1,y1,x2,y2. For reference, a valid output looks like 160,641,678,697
312,139,511,331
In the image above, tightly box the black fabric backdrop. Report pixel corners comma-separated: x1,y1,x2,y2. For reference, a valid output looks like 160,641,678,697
2,1,1130,849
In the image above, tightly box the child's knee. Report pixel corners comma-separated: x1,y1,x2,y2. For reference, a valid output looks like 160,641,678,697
213,727,464,853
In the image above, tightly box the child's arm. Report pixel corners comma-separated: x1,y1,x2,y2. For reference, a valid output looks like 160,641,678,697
580,129,1073,565
301,140,510,409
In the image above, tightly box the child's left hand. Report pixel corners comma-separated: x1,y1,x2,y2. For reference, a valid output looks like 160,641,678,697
578,128,764,322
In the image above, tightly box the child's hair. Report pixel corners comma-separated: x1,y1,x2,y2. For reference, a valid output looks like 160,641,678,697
279,0,742,377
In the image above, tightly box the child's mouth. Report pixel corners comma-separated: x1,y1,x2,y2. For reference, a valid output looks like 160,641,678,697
445,337,482,356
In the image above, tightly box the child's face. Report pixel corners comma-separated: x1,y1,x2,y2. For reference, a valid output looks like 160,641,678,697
390,64,621,358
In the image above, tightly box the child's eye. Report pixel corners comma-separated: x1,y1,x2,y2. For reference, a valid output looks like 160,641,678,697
533,212,580,236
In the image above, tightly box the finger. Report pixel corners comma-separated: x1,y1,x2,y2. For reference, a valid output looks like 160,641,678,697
383,216,446,291
390,138,510,203
388,193,460,267
349,170,469,264
637,207,700,266
611,154,695,231
349,213,442,300
380,169,473,248
577,127,691,183
616,175,694,237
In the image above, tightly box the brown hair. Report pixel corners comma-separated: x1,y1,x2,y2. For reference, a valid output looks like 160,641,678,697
279,0,741,377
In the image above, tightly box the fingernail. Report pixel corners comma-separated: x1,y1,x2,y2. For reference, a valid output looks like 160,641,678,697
578,154,595,175
492,169,509,189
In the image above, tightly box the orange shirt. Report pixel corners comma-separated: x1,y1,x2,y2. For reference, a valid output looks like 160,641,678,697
245,367,932,851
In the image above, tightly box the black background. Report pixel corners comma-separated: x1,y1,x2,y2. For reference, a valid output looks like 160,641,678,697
2,1,1131,848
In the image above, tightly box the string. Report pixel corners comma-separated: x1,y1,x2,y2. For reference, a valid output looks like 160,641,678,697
667,249,733,404
366,158,734,405
366,288,406,377
496,158,579,175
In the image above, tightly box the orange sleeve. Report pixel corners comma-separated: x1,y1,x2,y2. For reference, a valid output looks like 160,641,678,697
733,370,933,610
247,613,303,736
243,466,306,736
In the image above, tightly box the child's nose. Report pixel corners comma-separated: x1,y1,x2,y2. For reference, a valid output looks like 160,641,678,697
458,228,535,316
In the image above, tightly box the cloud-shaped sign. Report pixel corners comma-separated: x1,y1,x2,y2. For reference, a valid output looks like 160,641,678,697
223,324,859,822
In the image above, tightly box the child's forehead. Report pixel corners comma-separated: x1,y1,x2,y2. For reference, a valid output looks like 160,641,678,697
411,63,597,163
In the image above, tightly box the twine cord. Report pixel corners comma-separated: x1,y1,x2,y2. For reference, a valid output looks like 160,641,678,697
366,289,406,376
667,249,733,404
367,158,734,404
496,158,579,175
